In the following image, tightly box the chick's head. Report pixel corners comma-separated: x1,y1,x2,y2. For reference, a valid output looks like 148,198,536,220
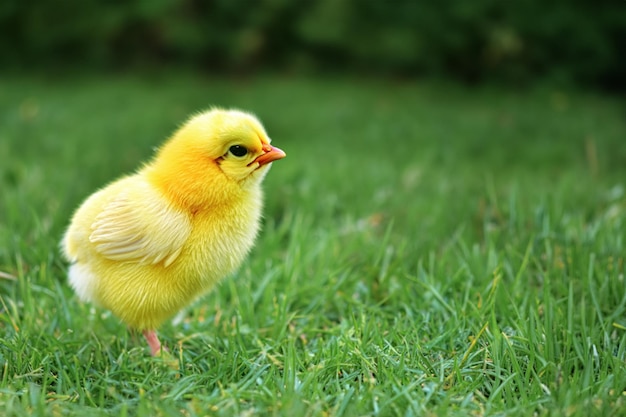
147,108,285,209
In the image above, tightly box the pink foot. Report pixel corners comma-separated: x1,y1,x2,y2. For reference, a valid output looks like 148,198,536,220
142,330,164,356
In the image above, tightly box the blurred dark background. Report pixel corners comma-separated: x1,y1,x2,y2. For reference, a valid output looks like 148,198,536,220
2,0,625,91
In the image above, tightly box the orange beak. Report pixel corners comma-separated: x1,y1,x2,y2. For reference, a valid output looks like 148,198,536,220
251,144,286,167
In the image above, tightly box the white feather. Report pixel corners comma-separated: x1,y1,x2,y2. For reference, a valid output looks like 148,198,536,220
68,262,98,303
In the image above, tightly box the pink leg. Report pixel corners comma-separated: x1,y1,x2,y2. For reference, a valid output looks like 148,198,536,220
142,330,163,356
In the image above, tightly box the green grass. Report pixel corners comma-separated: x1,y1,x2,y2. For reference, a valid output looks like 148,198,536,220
1,73,625,416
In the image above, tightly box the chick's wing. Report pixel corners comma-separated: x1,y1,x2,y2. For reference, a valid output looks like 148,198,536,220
89,181,191,267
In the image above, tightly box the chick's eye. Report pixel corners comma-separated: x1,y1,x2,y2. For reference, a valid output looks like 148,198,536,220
229,145,248,157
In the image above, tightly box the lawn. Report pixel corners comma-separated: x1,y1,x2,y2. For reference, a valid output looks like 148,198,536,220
0,73,625,416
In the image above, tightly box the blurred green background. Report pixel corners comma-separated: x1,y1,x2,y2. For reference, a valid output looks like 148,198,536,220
2,0,625,90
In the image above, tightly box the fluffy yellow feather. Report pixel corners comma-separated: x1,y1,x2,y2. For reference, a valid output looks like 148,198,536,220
61,108,286,355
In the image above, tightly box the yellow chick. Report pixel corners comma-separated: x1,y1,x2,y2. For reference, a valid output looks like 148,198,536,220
61,108,286,356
